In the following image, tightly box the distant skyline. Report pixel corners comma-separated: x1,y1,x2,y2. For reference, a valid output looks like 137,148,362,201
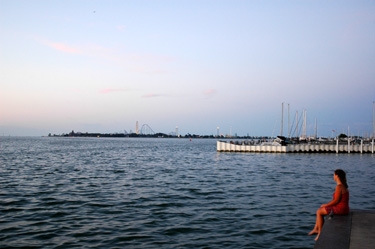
1,1,374,137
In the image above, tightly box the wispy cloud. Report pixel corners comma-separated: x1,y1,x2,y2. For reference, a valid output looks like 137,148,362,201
45,41,81,54
203,88,216,97
36,37,110,57
116,25,126,31
50,43,81,54
36,36,176,74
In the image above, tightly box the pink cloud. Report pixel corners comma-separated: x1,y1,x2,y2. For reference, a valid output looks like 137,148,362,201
36,37,176,73
116,25,126,31
203,89,216,96
46,42,81,54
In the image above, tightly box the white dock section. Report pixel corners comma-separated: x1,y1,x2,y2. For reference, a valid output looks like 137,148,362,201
216,141,375,153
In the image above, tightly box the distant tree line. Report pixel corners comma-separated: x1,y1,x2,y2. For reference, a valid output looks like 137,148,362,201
47,130,273,139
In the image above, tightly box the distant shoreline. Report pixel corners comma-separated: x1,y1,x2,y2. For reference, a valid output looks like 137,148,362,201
46,131,272,139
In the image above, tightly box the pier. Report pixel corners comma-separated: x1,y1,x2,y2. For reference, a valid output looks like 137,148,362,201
314,210,375,249
216,140,375,153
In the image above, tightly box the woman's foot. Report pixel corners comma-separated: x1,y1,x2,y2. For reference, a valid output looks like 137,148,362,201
314,233,320,241
308,229,318,236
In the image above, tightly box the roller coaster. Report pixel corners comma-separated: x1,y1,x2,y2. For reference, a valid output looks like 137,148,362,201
140,124,155,135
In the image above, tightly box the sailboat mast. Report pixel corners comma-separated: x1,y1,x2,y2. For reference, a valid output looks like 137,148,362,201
296,111,299,138
302,109,307,139
281,102,284,136
288,104,290,138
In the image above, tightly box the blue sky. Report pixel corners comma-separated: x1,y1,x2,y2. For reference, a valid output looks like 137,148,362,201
1,0,374,137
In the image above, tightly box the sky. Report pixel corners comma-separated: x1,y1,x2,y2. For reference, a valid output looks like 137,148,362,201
1,0,374,137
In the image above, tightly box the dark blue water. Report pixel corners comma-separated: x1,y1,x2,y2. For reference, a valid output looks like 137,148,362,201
1,137,374,248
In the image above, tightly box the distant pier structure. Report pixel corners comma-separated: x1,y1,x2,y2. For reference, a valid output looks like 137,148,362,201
217,139,375,153
217,101,375,154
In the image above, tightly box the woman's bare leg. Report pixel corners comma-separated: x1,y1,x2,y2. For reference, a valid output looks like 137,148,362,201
308,207,328,237
314,207,328,241
308,220,319,235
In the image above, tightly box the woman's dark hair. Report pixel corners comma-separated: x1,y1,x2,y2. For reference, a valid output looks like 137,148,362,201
335,169,348,189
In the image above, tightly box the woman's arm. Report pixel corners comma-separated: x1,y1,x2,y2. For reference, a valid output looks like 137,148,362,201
320,185,343,207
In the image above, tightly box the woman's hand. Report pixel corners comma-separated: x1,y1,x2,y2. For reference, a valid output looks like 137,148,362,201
320,204,328,208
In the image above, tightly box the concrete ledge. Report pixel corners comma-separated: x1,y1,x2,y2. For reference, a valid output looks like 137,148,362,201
314,213,352,249
314,210,375,249
349,210,375,249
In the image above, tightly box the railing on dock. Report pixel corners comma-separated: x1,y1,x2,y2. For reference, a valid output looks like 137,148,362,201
217,139,375,153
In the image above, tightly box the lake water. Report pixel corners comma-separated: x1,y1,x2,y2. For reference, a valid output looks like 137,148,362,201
1,137,374,248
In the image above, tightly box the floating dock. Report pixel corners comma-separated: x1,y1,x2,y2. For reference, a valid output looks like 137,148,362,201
216,140,375,153
314,210,375,249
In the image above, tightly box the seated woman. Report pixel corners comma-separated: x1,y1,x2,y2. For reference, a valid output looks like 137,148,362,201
308,169,349,241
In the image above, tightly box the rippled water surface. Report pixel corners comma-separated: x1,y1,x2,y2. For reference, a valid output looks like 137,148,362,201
1,137,374,248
